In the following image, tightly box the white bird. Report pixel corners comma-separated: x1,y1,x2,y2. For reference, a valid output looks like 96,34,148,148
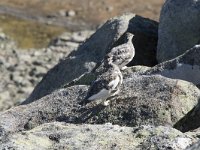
80,59,123,106
106,32,135,70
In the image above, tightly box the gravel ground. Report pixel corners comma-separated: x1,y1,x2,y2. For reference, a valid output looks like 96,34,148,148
0,30,94,111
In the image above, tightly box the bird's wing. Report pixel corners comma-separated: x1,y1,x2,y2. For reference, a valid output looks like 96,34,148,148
87,88,109,101
85,79,110,101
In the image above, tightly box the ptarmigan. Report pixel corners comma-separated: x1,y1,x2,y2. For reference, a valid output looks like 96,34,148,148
106,32,135,70
79,59,123,106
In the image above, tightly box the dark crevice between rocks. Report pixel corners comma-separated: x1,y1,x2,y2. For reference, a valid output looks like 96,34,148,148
174,99,200,132
110,29,158,68
127,15,158,67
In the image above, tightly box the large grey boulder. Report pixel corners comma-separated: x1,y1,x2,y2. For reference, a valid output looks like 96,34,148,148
157,0,200,63
0,72,199,136
0,122,197,150
25,14,158,104
143,45,200,86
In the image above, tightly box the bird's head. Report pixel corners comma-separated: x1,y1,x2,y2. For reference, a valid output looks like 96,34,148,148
125,32,134,41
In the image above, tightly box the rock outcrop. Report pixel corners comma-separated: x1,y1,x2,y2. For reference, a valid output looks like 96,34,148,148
0,122,197,150
0,71,199,136
142,45,200,86
157,0,200,63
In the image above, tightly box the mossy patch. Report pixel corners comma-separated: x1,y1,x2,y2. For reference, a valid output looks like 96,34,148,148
0,14,66,49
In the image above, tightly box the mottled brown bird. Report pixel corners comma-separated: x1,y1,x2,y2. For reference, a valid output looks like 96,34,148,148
80,59,123,106
106,32,135,70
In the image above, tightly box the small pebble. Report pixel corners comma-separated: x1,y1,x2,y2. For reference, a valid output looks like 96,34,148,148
66,10,76,17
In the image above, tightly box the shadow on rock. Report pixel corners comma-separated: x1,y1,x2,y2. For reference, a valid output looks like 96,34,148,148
174,97,200,132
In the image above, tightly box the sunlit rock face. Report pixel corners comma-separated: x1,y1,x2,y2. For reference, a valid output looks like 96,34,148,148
144,45,200,86
157,0,200,63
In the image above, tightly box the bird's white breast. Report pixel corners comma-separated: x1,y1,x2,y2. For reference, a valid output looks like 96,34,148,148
108,75,120,89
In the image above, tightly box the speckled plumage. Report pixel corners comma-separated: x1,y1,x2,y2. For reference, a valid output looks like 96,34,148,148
79,32,134,106
80,60,122,105
106,32,135,69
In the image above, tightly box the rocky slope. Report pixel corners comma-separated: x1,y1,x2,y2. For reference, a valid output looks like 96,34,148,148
0,30,93,111
1,1,200,149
